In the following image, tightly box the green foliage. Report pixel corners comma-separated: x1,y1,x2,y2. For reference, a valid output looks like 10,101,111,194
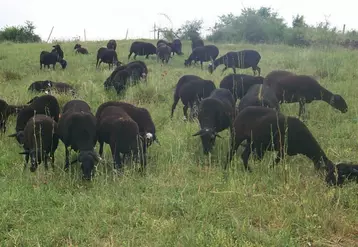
0,21,41,43
177,19,203,40
0,40,358,246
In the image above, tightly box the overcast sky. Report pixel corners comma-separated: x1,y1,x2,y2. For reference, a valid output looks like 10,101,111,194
1,0,356,41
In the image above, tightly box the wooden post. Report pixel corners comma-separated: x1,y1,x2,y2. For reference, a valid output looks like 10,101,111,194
125,29,129,40
84,29,86,41
153,23,156,39
343,24,346,34
46,26,54,43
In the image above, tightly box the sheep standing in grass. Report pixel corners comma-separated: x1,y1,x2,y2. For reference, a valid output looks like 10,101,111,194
97,105,145,171
40,51,67,70
171,39,183,55
0,99,26,133
227,106,335,174
193,89,236,154
74,44,89,54
107,39,117,50
172,79,216,120
96,48,121,69
219,74,264,102
128,41,157,59
57,100,99,180
238,84,280,112
208,50,261,75
184,45,219,69
51,44,64,59
156,44,172,64
20,114,59,172
267,75,348,118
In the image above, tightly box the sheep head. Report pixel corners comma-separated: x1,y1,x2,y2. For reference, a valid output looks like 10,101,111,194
192,128,221,154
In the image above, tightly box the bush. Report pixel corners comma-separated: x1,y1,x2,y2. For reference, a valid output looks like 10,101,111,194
0,21,41,43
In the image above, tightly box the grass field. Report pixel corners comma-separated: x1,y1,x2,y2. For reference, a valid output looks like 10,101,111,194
1,40,358,246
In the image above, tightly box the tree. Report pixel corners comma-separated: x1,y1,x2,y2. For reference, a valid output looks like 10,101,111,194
177,19,203,40
0,21,41,43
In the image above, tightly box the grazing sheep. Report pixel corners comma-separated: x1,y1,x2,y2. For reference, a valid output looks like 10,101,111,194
19,114,59,172
238,84,280,112
97,105,145,170
191,38,204,51
0,99,26,133
227,106,335,174
219,74,264,102
156,44,172,63
184,45,219,69
173,79,216,120
48,82,76,95
51,44,64,59
57,100,99,180
208,50,261,75
193,89,235,154
28,80,53,92
326,162,358,186
96,48,121,69
171,75,202,118
40,51,67,70
95,101,158,149
128,41,157,59
9,95,60,144
171,39,183,55
74,44,89,54
263,70,295,87
107,39,117,50
157,39,170,47
268,75,348,118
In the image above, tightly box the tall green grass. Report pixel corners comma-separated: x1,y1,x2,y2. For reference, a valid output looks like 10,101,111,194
0,40,358,246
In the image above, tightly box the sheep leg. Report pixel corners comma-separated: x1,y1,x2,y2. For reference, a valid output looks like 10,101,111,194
241,143,253,172
23,153,29,171
127,52,132,60
64,147,70,171
298,99,306,119
200,61,203,70
145,54,149,59
225,140,241,169
99,141,104,157
50,152,55,170
44,154,49,170
183,104,189,121
221,66,228,75
170,97,179,119
110,143,122,171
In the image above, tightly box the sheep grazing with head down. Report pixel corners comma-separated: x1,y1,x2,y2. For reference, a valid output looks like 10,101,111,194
219,74,264,102
28,80,53,93
96,47,121,69
128,41,157,60
193,88,236,154
40,51,67,70
19,114,59,172
74,44,89,54
227,106,335,175
171,79,216,120
0,99,26,133
57,100,100,180
184,45,219,69
208,50,261,75
96,105,146,171
266,74,348,118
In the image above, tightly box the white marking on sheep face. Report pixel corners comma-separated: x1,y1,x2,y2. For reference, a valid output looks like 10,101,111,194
146,133,153,139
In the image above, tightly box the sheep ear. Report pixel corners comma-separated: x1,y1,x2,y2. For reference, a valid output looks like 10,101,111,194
8,133,17,137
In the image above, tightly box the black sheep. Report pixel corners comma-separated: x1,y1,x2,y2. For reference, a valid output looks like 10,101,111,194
95,101,158,149
0,99,26,133
107,39,117,50
173,79,216,120
74,44,89,54
156,44,172,64
263,70,295,87
219,74,264,102
184,45,219,69
238,84,280,112
191,38,204,51
19,114,59,172
57,100,99,180
268,75,348,118
51,44,64,59
326,162,358,186
48,82,76,95
208,50,261,75
40,51,67,70
157,39,170,47
171,75,202,118
28,80,53,92
193,88,235,154
227,106,335,174
97,105,145,170
9,95,60,144
96,48,121,69
171,39,183,55
128,41,157,59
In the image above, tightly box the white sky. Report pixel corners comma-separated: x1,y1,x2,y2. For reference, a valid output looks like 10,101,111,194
0,0,356,41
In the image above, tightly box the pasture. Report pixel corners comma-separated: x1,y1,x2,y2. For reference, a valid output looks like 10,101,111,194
0,40,358,246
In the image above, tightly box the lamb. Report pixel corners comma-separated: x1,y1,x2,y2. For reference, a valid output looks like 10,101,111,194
74,44,89,54
95,101,158,149
219,74,264,102
267,75,348,118
96,105,146,171
107,39,117,50
9,95,60,144
19,114,59,172
47,82,76,95
263,70,295,87
193,89,236,154
208,50,261,75
171,75,202,118
0,99,26,133
28,80,52,92
156,44,172,63
172,79,216,120
57,100,99,180
51,44,64,59
128,41,157,59
227,106,335,175
237,84,280,112
96,48,121,69
191,38,204,51
326,162,358,186
184,45,219,69
40,51,67,70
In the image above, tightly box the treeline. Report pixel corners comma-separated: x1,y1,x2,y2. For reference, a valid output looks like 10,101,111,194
172,7,358,48
0,21,41,43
